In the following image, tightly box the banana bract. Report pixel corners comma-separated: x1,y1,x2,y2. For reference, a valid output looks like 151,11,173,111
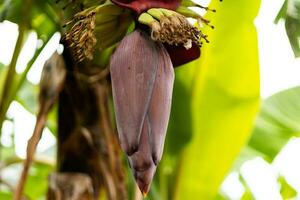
164,43,200,66
110,30,174,194
110,31,158,156
111,0,180,14
148,42,174,164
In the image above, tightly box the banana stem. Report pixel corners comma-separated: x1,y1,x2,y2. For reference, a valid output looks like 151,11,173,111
0,0,32,136
0,26,26,134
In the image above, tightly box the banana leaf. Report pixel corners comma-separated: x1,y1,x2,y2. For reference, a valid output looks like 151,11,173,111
173,0,261,199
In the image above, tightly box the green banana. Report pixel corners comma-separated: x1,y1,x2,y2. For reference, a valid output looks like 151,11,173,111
138,12,158,26
147,8,165,20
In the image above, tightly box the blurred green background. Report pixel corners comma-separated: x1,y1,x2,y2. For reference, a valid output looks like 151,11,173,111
0,0,300,199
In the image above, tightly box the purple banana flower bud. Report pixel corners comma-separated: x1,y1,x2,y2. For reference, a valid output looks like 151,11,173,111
110,29,174,194
148,43,174,165
128,117,156,195
110,30,158,156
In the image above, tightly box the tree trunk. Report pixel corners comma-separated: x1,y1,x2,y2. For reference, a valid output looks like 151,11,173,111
48,44,127,200
47,173,94,200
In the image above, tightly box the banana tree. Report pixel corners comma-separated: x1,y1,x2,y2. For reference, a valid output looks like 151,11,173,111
0,0,262,199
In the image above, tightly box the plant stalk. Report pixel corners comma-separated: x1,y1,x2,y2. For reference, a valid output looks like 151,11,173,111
0,26,26,132
0,0,32,135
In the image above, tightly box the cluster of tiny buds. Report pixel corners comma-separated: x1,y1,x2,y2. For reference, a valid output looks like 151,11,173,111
64,11,97,62
150,13,208,49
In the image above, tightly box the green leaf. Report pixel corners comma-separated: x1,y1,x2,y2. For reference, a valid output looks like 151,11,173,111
1,146,16,161
174,0,261,199
276,0,300,57
0,191,13,200
232,146,267,170
46,104,57,135
165,63,196,155
275,0,287,23
241,192,254,200
158,60,199,199
215,193,228,200
0,0,23,23
31,0,60,38
0,0,58,38
24,162,53,199
31,8,56,39
248,86,300,160
278,176,297,199
238,173,255,200
285,0,300,57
